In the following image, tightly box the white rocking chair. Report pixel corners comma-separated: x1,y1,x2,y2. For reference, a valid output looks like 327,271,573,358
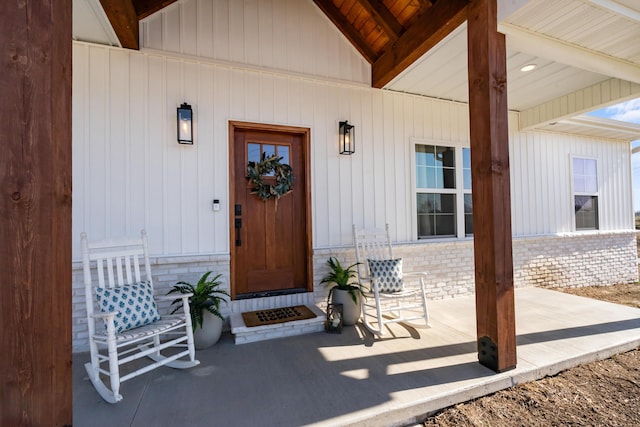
353,224,431,336
81,230,199,403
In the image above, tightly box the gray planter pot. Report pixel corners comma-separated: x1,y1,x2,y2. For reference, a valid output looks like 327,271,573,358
331,288,362,326
193,310,223,350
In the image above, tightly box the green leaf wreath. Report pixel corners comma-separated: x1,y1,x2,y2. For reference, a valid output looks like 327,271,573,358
246,153,294,206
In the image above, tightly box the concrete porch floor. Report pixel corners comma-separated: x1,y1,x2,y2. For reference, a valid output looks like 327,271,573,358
73,287,640,427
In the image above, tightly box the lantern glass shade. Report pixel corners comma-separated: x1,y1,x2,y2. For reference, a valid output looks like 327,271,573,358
177,103,193,144
339,121,355,155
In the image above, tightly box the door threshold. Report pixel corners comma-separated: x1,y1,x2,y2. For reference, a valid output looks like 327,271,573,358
235,288,309,300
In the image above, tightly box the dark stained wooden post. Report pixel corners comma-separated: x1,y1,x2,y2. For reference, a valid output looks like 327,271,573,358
467,0,517,372
1,1,73,425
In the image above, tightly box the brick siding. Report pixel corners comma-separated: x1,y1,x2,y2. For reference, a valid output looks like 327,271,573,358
71,231,638,352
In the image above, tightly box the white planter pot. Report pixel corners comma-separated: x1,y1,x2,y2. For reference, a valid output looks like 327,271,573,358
331,288,362,326
193,310,223,350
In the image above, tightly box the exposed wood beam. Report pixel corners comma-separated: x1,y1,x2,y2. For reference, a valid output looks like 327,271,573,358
467,0,517,373
372,0,468,88
100,0,139,49
359,0,404,41
133,0,180,20
402,1,435,28
500,23,640,84
520,78,640,130
313,0,378,63
1,1,72,424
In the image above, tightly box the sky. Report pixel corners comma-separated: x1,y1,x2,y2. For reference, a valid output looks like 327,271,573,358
587,98,640,212
588,97,640,125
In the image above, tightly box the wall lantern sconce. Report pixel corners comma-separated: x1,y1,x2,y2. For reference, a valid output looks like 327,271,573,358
339,120,355,155
177,102,193,145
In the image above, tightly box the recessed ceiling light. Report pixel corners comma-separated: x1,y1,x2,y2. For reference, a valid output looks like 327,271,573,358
520,64,537,72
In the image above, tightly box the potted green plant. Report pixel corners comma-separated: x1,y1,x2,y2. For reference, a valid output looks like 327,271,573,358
167,271,230,349
320,257,364,326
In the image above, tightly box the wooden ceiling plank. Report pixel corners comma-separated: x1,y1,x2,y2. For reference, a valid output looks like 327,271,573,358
351,4,370,32
361,19,389,49
394,0,430,26
369,27,392,52
133,0,180,20
313,0,378,63
372,0,468,87
99,0,139,49
359,0,404,41
384,0,405,17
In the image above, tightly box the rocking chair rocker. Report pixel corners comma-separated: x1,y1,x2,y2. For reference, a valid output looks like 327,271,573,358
81,230,199,403
353,224,431,336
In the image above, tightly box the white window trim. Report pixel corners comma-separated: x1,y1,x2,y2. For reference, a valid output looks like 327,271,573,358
411,138,471,240
569,155,600,232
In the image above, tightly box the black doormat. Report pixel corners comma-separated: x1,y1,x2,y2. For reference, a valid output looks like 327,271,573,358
241,305,317,327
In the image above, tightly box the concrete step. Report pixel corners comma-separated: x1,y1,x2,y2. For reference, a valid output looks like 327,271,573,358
229,305,326,344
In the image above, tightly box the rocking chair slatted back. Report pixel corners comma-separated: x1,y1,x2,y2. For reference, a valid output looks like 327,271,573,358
353,224,393,279
82,233,152,290
81,232,154,339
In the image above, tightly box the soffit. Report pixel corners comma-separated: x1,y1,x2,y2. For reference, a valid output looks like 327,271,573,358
505,0,640,64
538,115,640,141
385,21,612,111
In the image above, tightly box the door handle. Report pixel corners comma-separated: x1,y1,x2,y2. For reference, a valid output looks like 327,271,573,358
235,217,242,247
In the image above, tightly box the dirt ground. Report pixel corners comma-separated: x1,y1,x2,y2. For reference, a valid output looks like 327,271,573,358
423,283,640,427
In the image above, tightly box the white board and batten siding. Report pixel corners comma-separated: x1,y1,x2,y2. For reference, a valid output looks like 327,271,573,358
71,0,634,260
509,129,633,235
139,0,370,86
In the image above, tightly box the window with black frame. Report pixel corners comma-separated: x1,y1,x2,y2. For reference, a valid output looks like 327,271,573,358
415,144,472,238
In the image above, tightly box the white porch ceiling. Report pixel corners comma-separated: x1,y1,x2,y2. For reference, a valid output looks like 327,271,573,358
386,0,640,140
385,22,612,112
388,0,640,110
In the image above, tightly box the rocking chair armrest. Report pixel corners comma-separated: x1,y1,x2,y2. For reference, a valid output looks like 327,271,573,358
403,272,428,291
155,293,193,301
156,294,193,317
90,312,119,337
91,311,118,319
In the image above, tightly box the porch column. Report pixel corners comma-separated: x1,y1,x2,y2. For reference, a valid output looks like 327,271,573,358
0,1,73,425
466,0,517,372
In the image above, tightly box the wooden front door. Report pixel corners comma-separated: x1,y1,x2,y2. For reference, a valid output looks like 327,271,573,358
230,122,311,299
